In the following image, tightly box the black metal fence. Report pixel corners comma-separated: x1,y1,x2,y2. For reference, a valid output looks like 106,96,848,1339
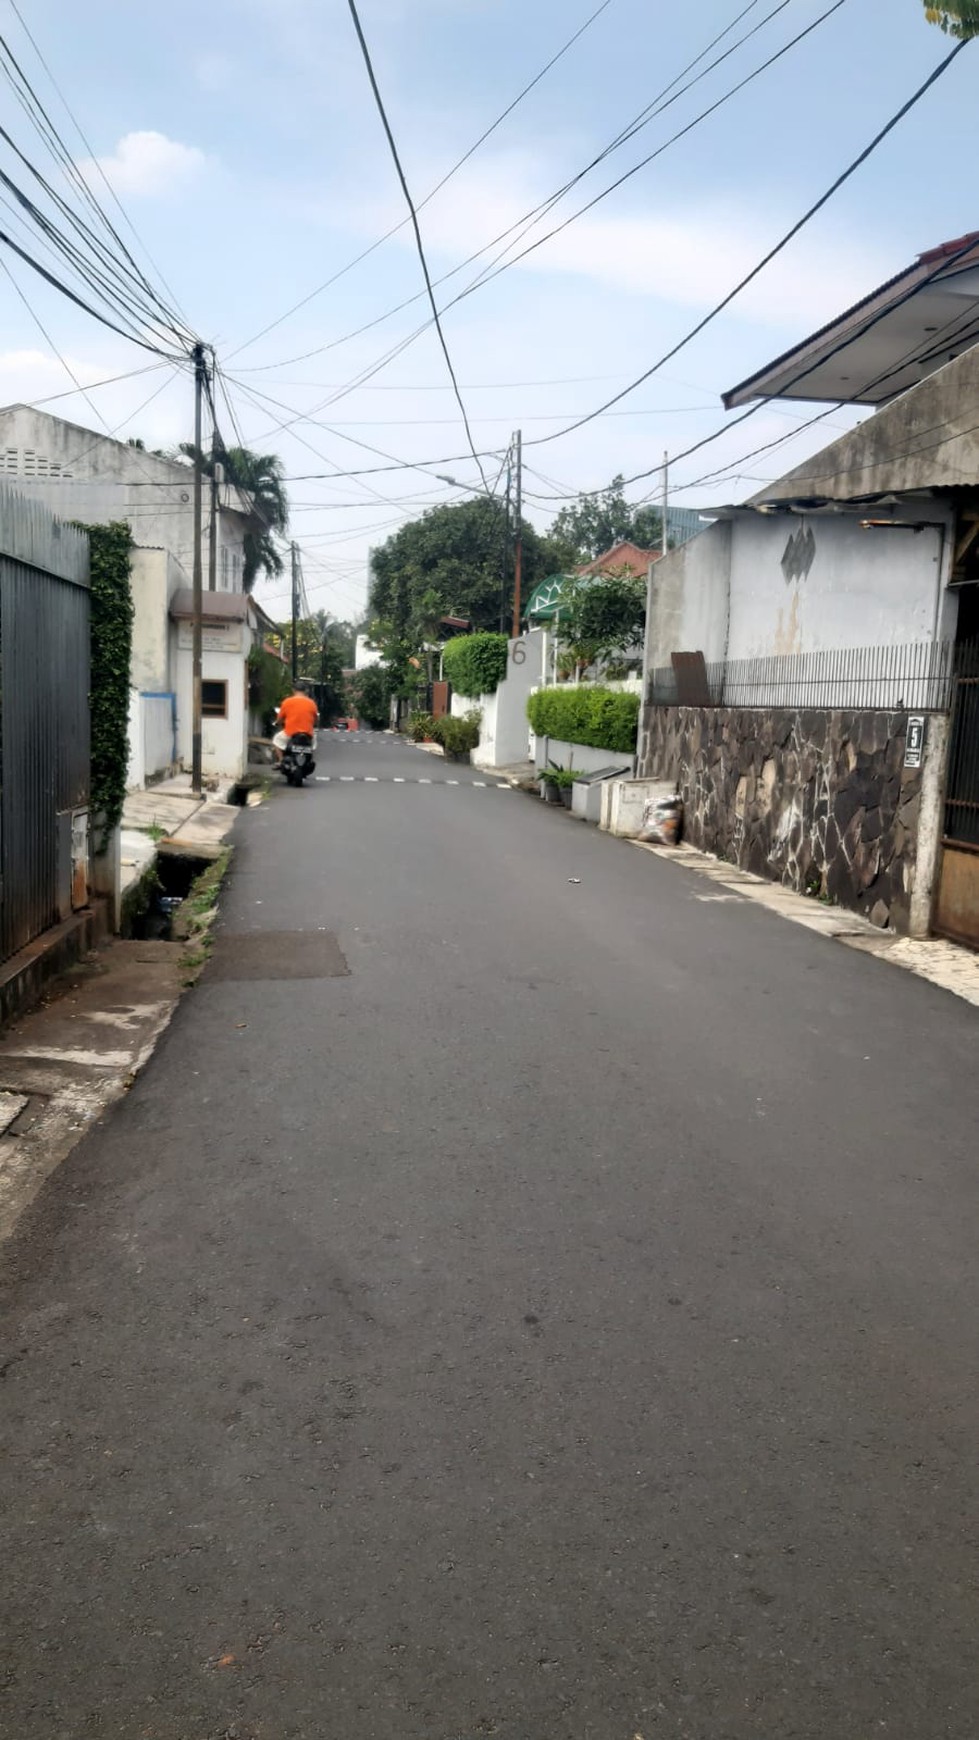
0,486,90,963
943,637,979,851
647,639,957,713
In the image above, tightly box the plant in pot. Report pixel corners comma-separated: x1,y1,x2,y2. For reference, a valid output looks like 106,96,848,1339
540,760,565,802
409,711,437,743
550,766,578,808
433,708,481,763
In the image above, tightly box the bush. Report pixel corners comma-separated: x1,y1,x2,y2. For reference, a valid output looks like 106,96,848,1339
409,711,437,742
442,632,508,698
526,686,639,754
87,522,134,850
433,708,482,753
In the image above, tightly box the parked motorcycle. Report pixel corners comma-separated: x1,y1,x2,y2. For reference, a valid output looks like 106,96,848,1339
279,732,315,787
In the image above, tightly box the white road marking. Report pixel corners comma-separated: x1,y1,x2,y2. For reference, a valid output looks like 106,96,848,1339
340,775,355,782
446,779,459,786
418,777,432,784
473,781,486,787
393,776,405,783
364,776,379,782
316,776,331,783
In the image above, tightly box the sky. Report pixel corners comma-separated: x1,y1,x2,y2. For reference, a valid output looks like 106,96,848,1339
0,0,975,624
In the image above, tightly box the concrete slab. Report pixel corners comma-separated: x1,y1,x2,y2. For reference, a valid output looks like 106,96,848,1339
0,939,187,1244
167,802,239,858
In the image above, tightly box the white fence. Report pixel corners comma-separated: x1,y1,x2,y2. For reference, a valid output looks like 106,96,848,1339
127,689,176,789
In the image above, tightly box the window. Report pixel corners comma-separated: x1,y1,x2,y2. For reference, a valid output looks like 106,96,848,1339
201,680,227,718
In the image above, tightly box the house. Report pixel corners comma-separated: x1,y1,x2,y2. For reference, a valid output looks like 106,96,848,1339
0,405,260,785
638,334,979,944
576,539,660,580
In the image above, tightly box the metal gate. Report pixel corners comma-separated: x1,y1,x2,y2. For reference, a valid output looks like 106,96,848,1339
934,637,979,949
0,487,90,963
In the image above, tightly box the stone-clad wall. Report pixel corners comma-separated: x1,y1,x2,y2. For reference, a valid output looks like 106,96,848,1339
637,705,927,931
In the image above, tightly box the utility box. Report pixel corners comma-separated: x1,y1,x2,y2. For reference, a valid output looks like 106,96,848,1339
571,765,631,824
601,778,677,838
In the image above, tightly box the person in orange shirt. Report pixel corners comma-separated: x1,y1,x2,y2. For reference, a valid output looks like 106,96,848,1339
272,684,319,763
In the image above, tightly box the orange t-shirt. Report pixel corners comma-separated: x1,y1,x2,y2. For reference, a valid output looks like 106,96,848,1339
278,694,318,737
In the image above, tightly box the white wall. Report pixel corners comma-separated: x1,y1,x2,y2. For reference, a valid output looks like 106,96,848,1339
0,406,249,590
725,506,953,660
645,521,731,672
173,618,252,781
449,630,548,769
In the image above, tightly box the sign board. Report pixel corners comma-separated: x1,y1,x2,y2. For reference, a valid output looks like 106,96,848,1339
178,622,243,654
904,714,925,769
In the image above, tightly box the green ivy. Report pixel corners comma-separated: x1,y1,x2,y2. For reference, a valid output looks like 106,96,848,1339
86,522,134,851
442,632,508,698
526,686,639,754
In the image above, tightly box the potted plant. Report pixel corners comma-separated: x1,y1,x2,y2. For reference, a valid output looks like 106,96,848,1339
433,709,481,763
409,711,437,743
540,760,566,803
550,767,579,808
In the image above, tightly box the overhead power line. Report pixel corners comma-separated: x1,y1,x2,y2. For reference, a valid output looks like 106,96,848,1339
343,0,490,493
236,0,798,380
228,0,618,360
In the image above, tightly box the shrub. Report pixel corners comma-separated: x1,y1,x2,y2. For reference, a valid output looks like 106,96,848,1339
526,686,639,754
409,711,437,742
433,708,482,753
442,632,508,698
87,522,134,850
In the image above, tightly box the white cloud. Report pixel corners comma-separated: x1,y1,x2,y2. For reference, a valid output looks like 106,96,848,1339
81,132,206,199
360,151,896,335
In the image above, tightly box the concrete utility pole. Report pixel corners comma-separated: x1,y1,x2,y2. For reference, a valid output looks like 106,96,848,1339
499,452,512,634
191,342,206,796
662,450,669,559
511,428,523,638
208,432,219,594
291,541,300,684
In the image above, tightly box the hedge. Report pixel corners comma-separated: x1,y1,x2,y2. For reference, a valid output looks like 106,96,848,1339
526,685,639,754
442,631,508,698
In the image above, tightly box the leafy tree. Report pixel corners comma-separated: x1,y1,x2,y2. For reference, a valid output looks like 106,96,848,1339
368,496,565,658
285,610,349,720
923,2,979,34
351,663,393,730
548,474,663,564
180,442,289,592
560,567,647,673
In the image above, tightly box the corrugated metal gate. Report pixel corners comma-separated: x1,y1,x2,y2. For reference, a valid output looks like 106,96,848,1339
934,637,979,950
0,486,90,963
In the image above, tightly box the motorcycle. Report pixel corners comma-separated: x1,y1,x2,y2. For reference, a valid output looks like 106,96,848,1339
279,732,316,787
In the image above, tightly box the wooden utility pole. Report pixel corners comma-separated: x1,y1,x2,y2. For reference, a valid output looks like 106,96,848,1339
191,342,206,795
291,541,300,683
511,428,523,638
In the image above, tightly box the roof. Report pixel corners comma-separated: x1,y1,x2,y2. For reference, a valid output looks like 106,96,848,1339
170,589,252,623
723,233,979,409
576,539,659,578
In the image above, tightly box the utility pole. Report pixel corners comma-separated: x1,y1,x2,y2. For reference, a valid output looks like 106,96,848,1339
291,541,300,684
191,341,206,796
208,432,219,594
499,450,512,634
511,428,523,639
662,450,669,559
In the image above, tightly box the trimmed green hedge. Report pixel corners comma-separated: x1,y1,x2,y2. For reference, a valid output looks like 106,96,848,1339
442,631,508,698
527,685,639,754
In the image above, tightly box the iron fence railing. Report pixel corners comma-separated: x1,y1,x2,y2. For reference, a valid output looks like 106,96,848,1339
647,639,958,713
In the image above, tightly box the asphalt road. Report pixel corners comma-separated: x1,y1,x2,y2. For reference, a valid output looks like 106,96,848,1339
2,729,977,1740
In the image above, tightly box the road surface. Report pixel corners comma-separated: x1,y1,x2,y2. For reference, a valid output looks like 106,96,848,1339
1,729,977,1739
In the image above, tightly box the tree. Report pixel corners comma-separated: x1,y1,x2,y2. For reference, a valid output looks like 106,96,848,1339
548,475,663,564
285,610,349,721
923,2,979,34
368,496,566,660
351,663,393,730
181,443,289,592
560,567,647,673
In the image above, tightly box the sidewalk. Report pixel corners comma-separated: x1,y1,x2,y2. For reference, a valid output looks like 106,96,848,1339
121,775,241,895
0,938,186,1243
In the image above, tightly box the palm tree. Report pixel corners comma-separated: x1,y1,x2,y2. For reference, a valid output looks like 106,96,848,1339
180,443,289,592
923,1,979,34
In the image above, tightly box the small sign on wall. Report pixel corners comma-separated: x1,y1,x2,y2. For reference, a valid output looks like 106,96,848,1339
905,714,926,769
178,622,243,653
